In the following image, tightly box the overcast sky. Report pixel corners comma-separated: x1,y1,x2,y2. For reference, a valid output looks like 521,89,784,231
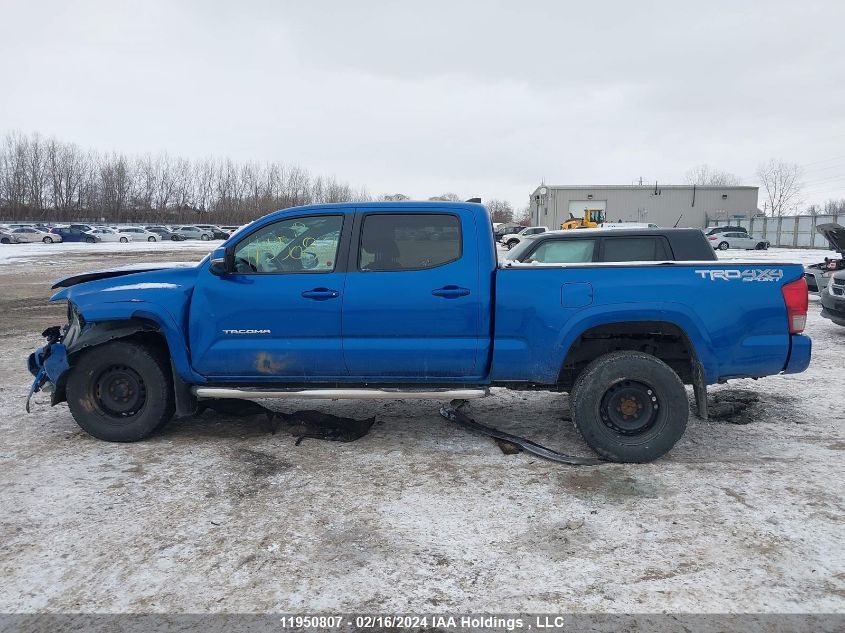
2,0,844,210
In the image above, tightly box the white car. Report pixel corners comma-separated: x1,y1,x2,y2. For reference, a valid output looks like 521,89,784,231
9,227,62,243
707,231,769,251
173,225,214,240
118,226,159,242
89,228,130,243
502,226,548,249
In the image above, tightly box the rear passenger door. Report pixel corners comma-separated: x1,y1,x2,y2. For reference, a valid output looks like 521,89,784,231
341,209,482,379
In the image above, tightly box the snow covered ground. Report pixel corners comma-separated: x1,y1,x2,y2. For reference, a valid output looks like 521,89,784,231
0,239,221,265
0,246,842,614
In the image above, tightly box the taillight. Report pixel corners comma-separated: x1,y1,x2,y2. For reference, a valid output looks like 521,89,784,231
708,235,717,240
782,277,808,334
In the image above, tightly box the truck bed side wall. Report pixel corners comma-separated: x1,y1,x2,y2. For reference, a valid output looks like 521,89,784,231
491,263,804,385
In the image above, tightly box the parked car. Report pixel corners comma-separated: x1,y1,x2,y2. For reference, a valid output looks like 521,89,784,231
10,227,62,243
494,223,526,242
118,227,159,242
804,223,845,293
145,226,186,241
704,225,747,236
172,225,214,240
51,227,100,243
707,231,769,251
2,223,35,230
88,228,129,243
29,201,810,464
195,224,231,240
504,228,717,264
821,269,845,327
501,226,548,249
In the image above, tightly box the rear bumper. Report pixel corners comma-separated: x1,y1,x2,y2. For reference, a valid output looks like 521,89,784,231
783,334,812,374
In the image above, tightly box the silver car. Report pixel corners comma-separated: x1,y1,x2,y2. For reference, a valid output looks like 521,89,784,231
173,225,213,240
118,226,159,242
9,227,63,243
707,231,768,251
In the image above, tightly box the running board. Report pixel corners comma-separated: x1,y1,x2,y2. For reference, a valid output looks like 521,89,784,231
192,386,489,401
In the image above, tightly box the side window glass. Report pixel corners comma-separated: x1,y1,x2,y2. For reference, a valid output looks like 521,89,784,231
602,237,670,262
527,239,595,263
359,214,461,271
233,215,343,273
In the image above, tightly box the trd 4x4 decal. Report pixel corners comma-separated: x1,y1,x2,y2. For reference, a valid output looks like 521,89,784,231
694,269,784,282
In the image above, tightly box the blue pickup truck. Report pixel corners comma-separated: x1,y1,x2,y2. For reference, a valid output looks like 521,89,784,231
28,201,811,462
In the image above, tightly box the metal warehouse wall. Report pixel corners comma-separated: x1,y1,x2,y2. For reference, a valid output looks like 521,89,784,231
529,186,759,229
712,214,844,249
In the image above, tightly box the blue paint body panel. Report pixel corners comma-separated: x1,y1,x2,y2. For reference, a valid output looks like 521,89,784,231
37,201,809,390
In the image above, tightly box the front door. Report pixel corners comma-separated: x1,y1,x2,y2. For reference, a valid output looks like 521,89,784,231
341,210,482,379
189,213,350,379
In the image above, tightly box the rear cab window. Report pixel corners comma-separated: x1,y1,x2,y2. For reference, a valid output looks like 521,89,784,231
358,214,461,271
600,236,672,261
524,239,597,264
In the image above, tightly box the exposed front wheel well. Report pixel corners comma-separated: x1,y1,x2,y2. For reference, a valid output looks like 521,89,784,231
558,321,696,390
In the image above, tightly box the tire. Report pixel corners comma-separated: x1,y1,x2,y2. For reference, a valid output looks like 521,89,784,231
85,236,96,243
570,351,688,463
171,235,179,241
120,236,128,243
43,236,53,243
506,239,518,249
756,242,768,250
148,236,156,242
717,241,729,250
200,234,210,241
66,341,175,442
0,238,10,244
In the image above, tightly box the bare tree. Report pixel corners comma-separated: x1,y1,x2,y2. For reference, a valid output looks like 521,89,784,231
428,192,461,201
379,193,410,201
757,159,802,217
684,164,741,186
486,199,514,223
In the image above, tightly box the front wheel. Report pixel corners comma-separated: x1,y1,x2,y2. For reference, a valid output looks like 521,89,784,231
85,236,96,243
171,235,179,241
119,236,128,243
717,241,729,250
756,242,768,250
66,341,175,442
43,236,53,243
148,235,156,242
506,239,519,249
570,351,688,463
200,234,209,241
0,237,10,244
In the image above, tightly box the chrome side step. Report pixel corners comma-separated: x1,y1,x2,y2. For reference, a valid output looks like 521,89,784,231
192,386,489,401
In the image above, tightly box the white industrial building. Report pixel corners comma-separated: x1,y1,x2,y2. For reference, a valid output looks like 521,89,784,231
529,184,760,229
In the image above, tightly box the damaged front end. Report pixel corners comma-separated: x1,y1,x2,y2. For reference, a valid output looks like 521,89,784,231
26,302,159,411
26,302,81,411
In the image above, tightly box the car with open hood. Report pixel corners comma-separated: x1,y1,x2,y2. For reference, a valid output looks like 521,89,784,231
805,223,845,293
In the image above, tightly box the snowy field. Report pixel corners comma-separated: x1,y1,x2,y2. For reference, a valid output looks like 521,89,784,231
0,244,842,614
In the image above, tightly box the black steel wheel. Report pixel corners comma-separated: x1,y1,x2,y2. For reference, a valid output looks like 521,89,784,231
570,351,688,462
66,340,174,442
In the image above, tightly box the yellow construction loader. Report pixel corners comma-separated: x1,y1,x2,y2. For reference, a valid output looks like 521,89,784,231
560,209,606,230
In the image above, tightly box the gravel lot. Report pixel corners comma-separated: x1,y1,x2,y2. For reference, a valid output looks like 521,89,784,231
0,242,843,613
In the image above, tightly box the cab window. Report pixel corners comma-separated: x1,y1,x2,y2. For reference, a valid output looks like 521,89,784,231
601,237,672,261
233,215,343,273
525,239,596,264
359,214,461,271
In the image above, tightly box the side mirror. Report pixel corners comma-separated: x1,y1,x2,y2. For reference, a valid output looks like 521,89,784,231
209,246,234,275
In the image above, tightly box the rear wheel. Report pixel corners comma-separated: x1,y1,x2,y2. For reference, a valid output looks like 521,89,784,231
756,241,768,250
171,235,179,241
717,241,729,250
570,351,688,463
0,237,10,244
148,235,156,242
43,236,54,243
66,341,174,442
119,236,128,243
85,236,96,243
200,234,210,241
506,239,519,249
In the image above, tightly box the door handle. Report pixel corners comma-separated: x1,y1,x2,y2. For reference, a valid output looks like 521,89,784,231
432,285,471,298
301,288,339,300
